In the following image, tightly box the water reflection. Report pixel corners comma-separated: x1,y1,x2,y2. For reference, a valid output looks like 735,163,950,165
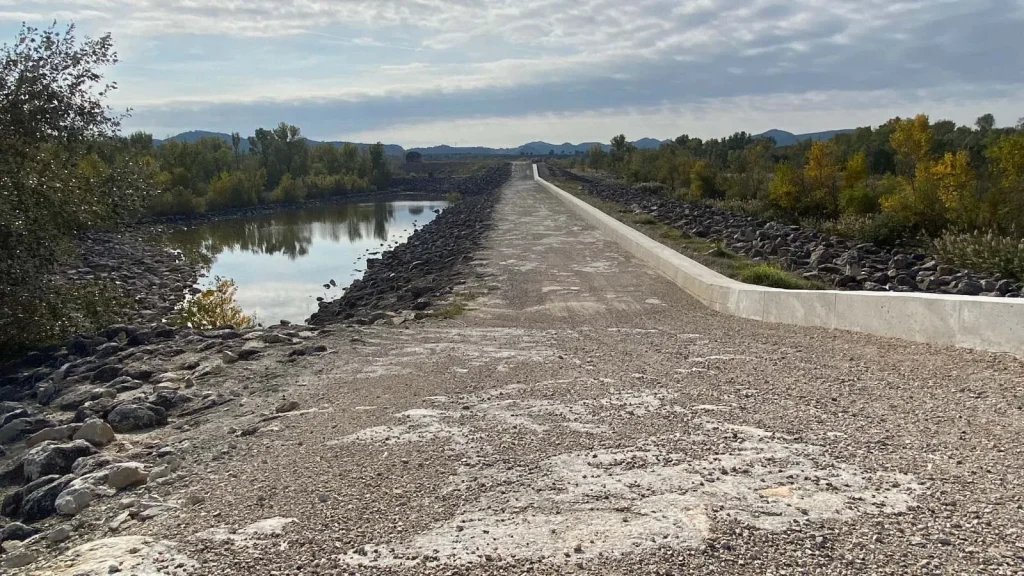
167,200,447,323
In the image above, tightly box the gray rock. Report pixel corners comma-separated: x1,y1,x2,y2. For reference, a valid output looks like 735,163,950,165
55,483,97,515
275,400,300,414
46,524,73,542
106,403,167,433
995,279,1013,295
21,474,75,522
982,279,998,292
72,454,126,477
26,423,82,448
2,475,59,517
73,419,117,447
809,247,832,267
105,463,148,489
937,264,958,277
23,440,98,482
0,522,38,542
53,386,106,411
2,549,38,569
91,364,124,383
890,254,911,270
261,333,291,344
0,408,30,427
954,280,983,296
0,417,57,445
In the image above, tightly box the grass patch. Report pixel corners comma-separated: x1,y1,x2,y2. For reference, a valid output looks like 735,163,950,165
430,302,468,319
549,177,822,290
734,263,820,290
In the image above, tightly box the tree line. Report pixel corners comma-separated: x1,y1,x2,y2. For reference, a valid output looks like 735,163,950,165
572,116,1024,252
139,125,392,217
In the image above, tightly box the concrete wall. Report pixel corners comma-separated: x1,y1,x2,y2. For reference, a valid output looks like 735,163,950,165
534,166,1024,356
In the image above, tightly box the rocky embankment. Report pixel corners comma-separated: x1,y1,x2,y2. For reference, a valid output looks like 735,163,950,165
0,319,331,567
310,163,513,324
551,166,1022,297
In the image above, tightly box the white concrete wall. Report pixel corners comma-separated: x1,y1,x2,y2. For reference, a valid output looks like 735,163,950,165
534,165,1024,356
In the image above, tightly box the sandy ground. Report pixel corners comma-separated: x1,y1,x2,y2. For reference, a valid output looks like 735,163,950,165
20,163,1024,576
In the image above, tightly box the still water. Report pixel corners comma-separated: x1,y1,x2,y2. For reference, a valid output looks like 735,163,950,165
167,200,447,324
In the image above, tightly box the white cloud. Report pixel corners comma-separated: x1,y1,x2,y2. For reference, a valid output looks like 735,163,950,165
3,0,1023,144
338,86,1024,147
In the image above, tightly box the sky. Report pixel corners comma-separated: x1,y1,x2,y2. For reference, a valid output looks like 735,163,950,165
2,0,1023,147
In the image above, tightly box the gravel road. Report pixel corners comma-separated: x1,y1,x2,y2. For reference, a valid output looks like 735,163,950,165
22,163,1024,575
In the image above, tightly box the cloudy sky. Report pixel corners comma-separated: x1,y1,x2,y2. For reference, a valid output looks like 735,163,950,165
3,0,1023,146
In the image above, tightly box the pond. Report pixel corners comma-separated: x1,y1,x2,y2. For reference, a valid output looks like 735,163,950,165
167,199,448,324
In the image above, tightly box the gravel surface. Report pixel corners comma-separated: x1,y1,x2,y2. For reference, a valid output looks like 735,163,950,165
10,163,1024,575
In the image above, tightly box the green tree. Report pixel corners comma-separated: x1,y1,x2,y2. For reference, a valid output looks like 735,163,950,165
1,23,153,349
368,142,391,189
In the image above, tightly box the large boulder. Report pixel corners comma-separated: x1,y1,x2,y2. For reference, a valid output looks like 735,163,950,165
23,440,98,482
26,423,82,448
0,521,38,542
1,475,60,517
20,474,75,522
73,418,117,447
106,403,167,433
105,463,148,489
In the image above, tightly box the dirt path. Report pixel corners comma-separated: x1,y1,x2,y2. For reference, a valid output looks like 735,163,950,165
25,163,1024,575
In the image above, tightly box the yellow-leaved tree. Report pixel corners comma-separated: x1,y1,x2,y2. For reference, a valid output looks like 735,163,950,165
804,140,841,215
889,114,932,177
769,163,802,213
983,132,1024,232
931,151,976,230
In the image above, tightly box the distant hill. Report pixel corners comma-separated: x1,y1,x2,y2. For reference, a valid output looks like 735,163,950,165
153,131,405,156
755,129,854,147
156,129,857,157
408,138,668,157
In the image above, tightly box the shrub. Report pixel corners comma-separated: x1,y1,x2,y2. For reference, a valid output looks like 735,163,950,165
819,212,913,248
631,182,668,195
933,230,1024,281
839,182,881,215
271,174,306,203
148,188,204,217
173,277,256,329
206,169,261,211
446,192,462,204
736,264,820,290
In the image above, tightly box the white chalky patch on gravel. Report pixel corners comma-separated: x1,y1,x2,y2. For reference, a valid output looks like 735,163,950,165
688,355,756,363
196,517,298,545
342,421,921,567
38,536,195,576
644,298,665,305
341,409,470,445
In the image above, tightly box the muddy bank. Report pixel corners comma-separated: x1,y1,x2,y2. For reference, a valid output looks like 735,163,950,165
310,163,512,324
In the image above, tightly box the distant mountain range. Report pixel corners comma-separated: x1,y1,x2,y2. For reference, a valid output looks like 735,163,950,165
754,129,855,146
152,128,852,157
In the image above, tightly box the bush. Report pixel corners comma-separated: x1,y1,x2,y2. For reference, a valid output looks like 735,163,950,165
172,277,256,329
819,212,913,248
446,192,462,204
271,174,307,203
206,169,262,211
148,188,204,217
736,263,820,290
933,230,1024,281
839,182,881,215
